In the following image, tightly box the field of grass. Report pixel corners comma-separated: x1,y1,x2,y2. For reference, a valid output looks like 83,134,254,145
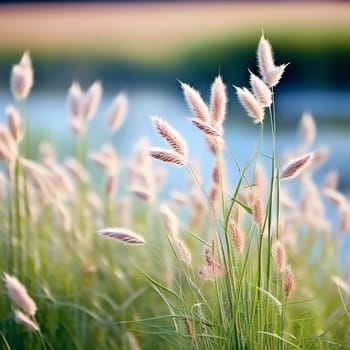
0,30,350,349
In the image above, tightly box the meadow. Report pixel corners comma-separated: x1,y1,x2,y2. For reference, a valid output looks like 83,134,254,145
1,31,350,350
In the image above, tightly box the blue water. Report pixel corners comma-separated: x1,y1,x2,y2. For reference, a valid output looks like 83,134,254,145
1,88,349,185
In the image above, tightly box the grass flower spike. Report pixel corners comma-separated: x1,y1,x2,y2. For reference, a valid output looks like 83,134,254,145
235,86,264,124
257,34,287,87
180,81,209,123
108,92,128,132
151,116,187,157
4,274,37,316
14,310,39,332
10,51,33,100
280,153,313,179
149,147,186,166
98,227,145,245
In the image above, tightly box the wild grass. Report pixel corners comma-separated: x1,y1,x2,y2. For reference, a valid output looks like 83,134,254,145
0,34,350,350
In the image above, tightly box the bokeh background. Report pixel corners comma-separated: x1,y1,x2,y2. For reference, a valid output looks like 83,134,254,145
0,1,350,194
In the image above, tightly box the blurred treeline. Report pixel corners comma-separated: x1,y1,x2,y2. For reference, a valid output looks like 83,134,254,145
0,30,349,94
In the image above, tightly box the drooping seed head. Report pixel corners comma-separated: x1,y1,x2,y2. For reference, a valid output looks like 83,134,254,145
4,273,37,316
149,147,186,167
14,310,39,332
97,227,145,245
10,51,33,100
280,153,312,180
190,118,221,137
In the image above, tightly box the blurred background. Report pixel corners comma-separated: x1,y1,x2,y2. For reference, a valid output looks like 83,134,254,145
0,1,350,194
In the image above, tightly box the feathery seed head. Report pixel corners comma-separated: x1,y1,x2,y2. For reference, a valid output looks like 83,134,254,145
151,116,188,157
6,105,22,143
83,81,102,121
229,220,245,255
280,153,312,180
108,92,128,132
180,81,210,123
0,124,18,164
14,310,39,332
159,203,179,236
173,238,192,265
257,34,275,84
249,71,272,108
252,196,264,226
283,264,295,297
235,86,264,124
210,75,227,128
272,240,286,273
149,147,186,167
190,118,221,137
98,227,145,245
4,273,37,316
69,82,83,117
257,35,287,87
